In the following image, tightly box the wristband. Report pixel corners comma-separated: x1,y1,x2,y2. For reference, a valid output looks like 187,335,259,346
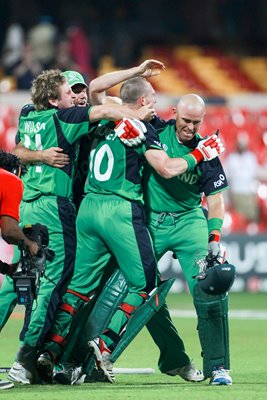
209,233,221,243
182,153,198,171
208,217,223,233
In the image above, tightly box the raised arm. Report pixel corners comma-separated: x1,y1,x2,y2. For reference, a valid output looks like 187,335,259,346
89,103,156,122
89,59,165,105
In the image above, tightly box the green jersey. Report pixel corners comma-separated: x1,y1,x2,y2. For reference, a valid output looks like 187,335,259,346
85,121,163,204
18,104,95,201
144,119,228,214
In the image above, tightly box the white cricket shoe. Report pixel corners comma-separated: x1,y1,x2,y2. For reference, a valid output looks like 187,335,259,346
88,338,115,383
167,362,204,382
8,361,30,384
210,367,232,385
0,379,14,390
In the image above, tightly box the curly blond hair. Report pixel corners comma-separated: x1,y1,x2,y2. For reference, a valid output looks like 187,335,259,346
31,69,66,111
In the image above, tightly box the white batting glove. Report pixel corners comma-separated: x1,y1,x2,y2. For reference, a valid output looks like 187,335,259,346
191,135,225,163
208,234,226,263
115,118,147,147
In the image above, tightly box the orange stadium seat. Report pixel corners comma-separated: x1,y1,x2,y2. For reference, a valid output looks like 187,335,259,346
139,45,267,97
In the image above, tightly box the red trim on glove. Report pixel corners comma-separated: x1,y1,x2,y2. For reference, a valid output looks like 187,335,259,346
123,120,139,139
209,233,221,242
190,148,204,163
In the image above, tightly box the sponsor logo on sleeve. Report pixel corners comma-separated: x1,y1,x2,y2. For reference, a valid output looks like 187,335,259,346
153,140,164,149
163,143,168,151
214,174,226,188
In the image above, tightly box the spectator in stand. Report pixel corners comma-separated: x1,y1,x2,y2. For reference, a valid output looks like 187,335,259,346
66,22,93,78
1,22,25,75
51,37,79,73
12,42,43,90
223,132,260,222
27,15,58,69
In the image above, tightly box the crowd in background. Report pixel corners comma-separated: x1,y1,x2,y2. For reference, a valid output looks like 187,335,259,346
1,0,267,90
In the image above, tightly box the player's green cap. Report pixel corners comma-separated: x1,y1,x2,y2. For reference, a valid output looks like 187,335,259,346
63,71,88,88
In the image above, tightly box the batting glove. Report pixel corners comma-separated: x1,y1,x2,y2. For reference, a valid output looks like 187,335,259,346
208,233,226,263
191,135,225,163
115,118,147,147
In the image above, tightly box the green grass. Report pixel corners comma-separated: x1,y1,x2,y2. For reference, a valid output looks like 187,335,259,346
167,291,267,310
0,292,267,399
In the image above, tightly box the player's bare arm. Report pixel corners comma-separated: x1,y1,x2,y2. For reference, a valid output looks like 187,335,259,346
101,96,123,105
89,104,156,122
12,141,70,168
206,192,225,231
145,149,189,179
206,192,226,258
89,59,165,105
145,134,224,179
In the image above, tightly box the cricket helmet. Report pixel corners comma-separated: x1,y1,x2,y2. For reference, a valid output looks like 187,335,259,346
197,262,236,295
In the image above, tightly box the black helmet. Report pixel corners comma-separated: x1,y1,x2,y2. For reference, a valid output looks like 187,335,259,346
197,263,236,295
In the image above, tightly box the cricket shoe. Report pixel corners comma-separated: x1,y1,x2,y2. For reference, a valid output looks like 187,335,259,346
53,362,84,385
37,352,54,384
88,338,115,383
210,367,232,385
17,344,42,384
8,361,30,384
0,379,14,390
167,362,204,382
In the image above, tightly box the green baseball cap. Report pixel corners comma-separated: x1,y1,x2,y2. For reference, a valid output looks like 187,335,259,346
63,70,88,88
